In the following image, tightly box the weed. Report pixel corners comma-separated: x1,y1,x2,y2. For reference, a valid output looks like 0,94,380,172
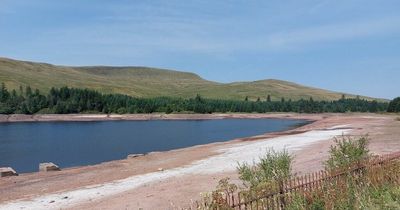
237,148,292,189
324,135,370,171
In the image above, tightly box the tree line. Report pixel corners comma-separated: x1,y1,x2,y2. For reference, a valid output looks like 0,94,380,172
387,97,400,113
0,83,392,114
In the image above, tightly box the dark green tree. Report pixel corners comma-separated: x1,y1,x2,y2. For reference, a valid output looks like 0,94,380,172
0,84,390,115
267,95,271,102
387,97,400,113
0,83,10,102
25,86,32,97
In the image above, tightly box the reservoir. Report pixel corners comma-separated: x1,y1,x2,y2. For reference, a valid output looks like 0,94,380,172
0,118,308,173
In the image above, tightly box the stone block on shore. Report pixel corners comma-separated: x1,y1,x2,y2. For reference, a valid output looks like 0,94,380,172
0,167,18,177
127,154,145,159
39,162,60,172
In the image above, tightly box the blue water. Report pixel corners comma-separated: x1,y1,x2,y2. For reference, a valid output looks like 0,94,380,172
0,119,307,173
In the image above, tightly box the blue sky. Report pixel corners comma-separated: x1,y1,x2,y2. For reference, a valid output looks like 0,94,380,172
0,0,399,99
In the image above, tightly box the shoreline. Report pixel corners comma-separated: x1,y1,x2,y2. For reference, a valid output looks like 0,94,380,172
0,113,316,176
0,113,398,209
0,113,320,123
1,127,352,210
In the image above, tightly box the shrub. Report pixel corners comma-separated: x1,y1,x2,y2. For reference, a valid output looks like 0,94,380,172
198,178,237,209
324,135,370,171
237,148,292,189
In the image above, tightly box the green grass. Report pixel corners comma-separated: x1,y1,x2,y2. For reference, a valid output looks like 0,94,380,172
0,57,385,101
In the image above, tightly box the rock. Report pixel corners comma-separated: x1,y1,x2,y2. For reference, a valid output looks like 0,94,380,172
127,154,145,159
0,167,18,177
157,168,164,171
39,162,60,172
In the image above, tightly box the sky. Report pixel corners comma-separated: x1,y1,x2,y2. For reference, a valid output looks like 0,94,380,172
0,0,399,99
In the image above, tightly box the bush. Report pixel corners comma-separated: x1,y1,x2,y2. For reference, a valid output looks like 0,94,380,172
324,135,370,170
200,178,238,209
199,149,292,209
237,148,292,189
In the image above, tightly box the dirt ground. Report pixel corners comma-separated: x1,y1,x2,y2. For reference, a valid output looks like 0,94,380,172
0,113,399,209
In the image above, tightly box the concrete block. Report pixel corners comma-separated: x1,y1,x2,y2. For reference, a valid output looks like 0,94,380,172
0,167,18,177
39,162,60,172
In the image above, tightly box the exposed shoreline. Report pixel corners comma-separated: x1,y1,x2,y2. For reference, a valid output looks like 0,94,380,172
0,113,398,209
0,113,318,123
0,127,351,210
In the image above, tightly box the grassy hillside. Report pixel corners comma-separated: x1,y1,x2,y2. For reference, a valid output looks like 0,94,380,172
0,57,381,101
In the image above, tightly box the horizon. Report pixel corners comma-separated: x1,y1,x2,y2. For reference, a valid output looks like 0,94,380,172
1,1,399,99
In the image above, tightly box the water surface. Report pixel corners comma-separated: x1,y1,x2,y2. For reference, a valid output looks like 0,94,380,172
0,118,307,173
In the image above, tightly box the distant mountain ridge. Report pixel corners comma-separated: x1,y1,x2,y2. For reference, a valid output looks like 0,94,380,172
0,57,384,101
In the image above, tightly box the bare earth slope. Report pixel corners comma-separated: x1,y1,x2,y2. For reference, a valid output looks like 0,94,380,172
0,57,379,101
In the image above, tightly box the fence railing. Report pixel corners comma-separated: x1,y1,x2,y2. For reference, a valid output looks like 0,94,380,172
197,151,400,210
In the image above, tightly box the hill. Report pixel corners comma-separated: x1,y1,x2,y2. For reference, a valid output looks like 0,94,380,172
0,57,381,101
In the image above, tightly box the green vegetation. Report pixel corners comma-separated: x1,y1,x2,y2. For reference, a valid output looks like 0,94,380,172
201,136,400,209
202,149,293,209
237,149,292,189
0,57,384,101
324,135,370,170
387,97,400,113
286,136,400,210
286,169,400,210
0,84,388,114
